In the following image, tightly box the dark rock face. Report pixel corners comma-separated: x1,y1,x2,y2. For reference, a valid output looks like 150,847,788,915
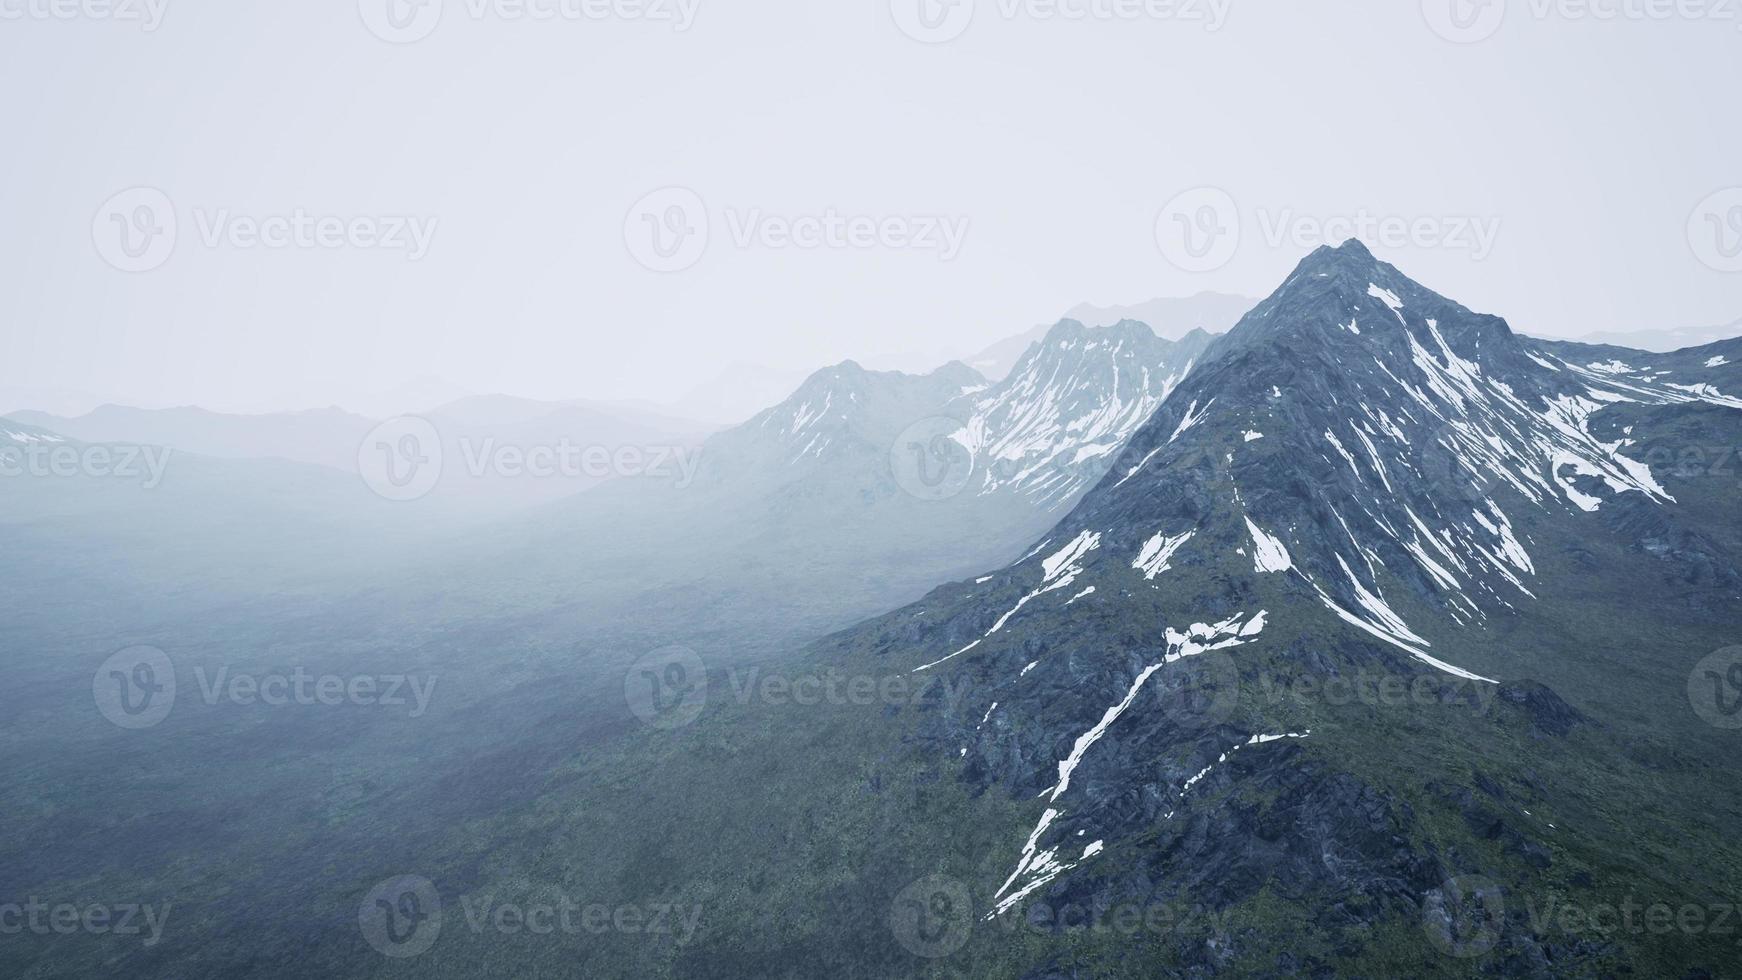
1497,682,1585,737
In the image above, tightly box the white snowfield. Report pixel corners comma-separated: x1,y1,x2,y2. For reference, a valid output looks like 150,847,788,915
1245,518,1294,573
947,335,1202,506
761,329,1207,509
1132,530,1194,580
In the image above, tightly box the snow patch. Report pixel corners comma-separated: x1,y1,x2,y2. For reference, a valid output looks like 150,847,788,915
1245,519,1293,573
1133,530,1193,580
1368,284,1406,323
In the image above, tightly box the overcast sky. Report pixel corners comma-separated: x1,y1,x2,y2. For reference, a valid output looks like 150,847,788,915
2,0,1739,416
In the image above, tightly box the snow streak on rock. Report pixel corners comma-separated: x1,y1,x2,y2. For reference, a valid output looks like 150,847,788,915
1245,518,1293,573
1132,530,1194,580
988,610,1269,919
913,532,1102,672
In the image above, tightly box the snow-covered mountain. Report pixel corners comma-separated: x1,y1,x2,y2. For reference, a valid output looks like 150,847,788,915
814,241,1742,972
947,321,1212,506
706,320,1212,511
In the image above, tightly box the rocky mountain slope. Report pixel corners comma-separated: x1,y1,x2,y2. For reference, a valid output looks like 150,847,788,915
344,242,1738,978
779,241,1742,975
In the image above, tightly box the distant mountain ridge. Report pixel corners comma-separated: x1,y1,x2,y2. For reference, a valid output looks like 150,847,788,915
964,292,1253,380
5,396,718,515
1535,316,1742,354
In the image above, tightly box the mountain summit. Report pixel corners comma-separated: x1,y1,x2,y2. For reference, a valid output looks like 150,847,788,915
808,241,1742,974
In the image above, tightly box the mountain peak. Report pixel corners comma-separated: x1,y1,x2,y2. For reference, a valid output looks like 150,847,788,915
1214,241,1521,366
1325,236,1374,259
1289,237,1385,283
1040,317,1157,346
930,359,988,390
